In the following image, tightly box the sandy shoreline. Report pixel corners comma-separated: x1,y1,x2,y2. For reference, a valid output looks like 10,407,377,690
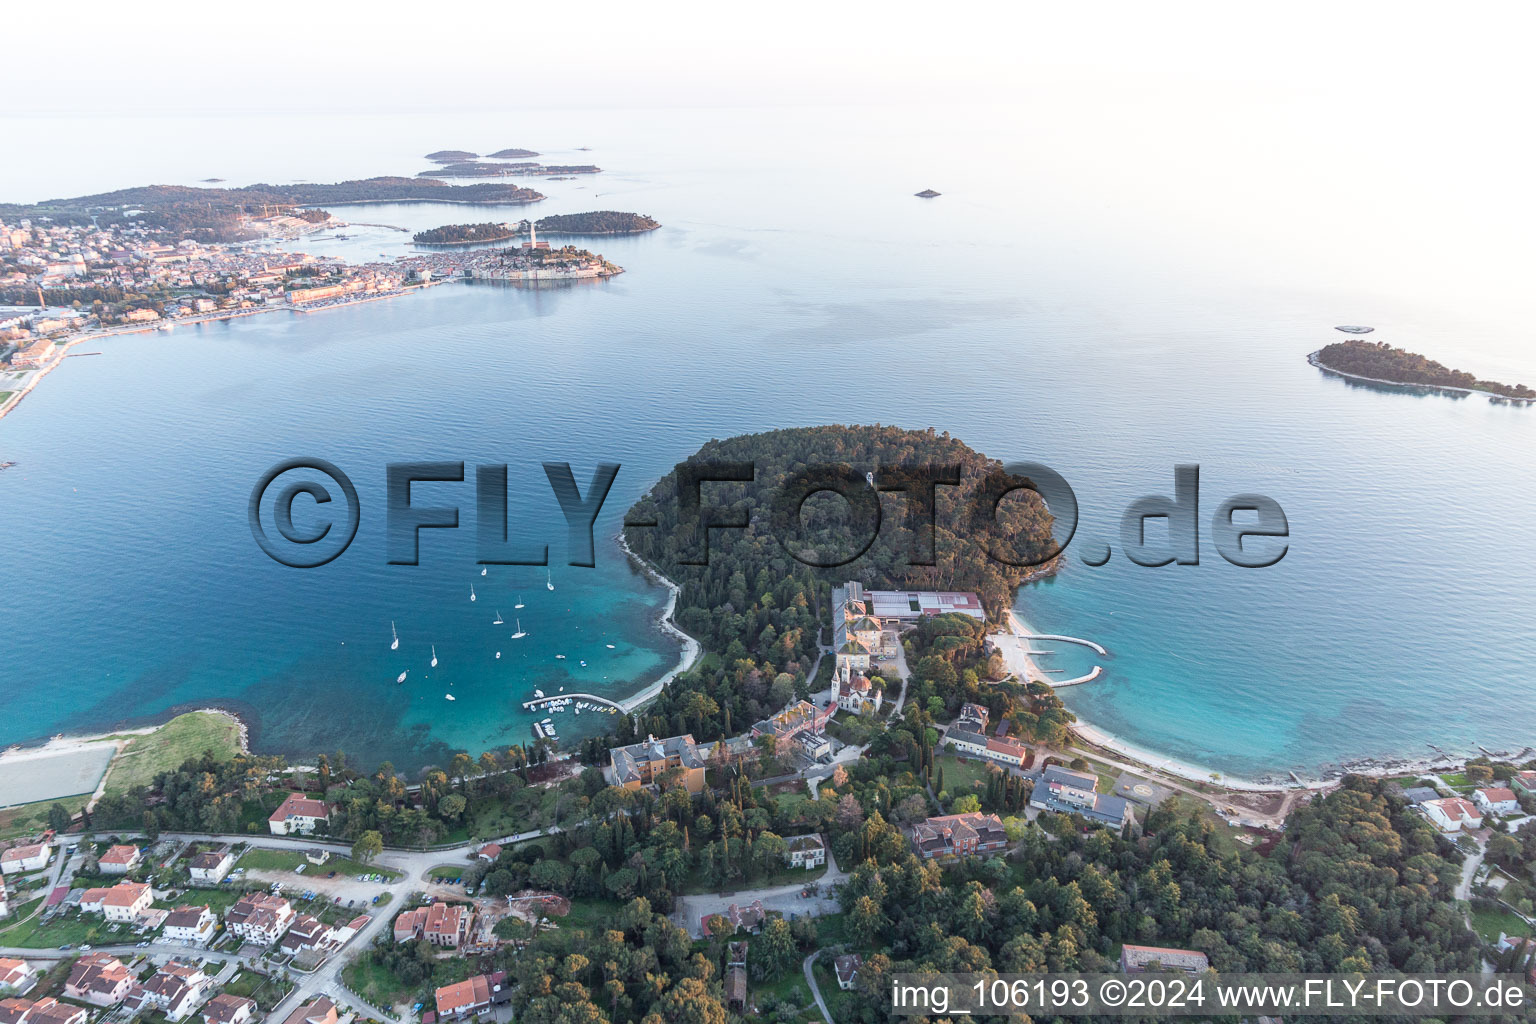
613,530,702,714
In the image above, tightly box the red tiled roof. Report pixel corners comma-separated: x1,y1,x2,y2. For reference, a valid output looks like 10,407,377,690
268,793,329,822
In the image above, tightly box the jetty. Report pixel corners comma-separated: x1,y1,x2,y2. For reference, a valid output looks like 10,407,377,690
1052,665,1103,687
1019,633,1109,657
522,692,624,713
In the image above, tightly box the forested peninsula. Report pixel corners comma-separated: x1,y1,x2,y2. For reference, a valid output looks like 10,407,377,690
1313,339,1535,400
623,424,1057,669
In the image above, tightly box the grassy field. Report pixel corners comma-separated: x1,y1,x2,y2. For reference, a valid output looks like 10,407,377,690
1471,907,1532,945
0,796,82,841
935,753,995,796
429,865,474,881
559,897,623,933
222,970,292,1009
236,848,399,880
102,711,244,797
343,951,480,1009
0,901,105,948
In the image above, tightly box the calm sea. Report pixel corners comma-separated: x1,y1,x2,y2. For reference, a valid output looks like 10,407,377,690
1,102,1532,777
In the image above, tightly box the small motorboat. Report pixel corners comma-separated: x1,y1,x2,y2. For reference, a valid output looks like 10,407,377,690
430,644,438,668
445,693,456,701
397,670,408,683
391,621,399,650
470,584,477,602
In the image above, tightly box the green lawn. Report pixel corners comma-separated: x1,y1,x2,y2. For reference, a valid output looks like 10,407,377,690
0,904,104,948
1471,907,1532,945
343,952,480,1008
0,796,86,840
236,848,399,879
102,712,244,797
559,897,624,933
222,970,292,1009
935,753,995,795
679,860,826,895
753,965,814,1013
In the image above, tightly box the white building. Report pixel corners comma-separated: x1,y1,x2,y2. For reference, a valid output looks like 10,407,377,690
785,834,826,870
79,882,153,923
0,845,50,874
1473,787,1520,816
1421,797,1483,832
267,793,330,835
189,849,234,885
162,905,218,946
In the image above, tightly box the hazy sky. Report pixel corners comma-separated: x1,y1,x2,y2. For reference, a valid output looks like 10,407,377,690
11,1,1531,114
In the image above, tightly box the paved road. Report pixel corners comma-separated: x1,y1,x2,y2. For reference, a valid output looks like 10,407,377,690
804,950,835,1024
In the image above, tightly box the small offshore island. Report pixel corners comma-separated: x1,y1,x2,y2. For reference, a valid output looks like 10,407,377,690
1312,338,1535,404
413,212,660,246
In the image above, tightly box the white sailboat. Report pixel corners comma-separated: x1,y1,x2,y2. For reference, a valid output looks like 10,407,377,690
390,621,399,650
493,610,504,625
555,654,566,660
470,583,477,602
397,670,408,683
510,619,527,639
430,645,438,668
514,596,525,609
546,570,554,591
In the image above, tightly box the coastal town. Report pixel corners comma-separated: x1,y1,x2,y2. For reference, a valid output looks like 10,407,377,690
5,566,1536,1023
0,212,622,421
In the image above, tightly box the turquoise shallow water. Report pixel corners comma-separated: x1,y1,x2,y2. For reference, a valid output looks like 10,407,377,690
1,104,1533,778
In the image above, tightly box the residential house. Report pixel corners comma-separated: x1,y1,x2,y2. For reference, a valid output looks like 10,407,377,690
785,834,826,870
267,793,330,835
0,998,88,1024
0,847,48,875
1120,944,1210,974
126,961,210,1021
1511,771,1536,797
834,954,863,990
278,915,332,956
277,997,337,1024
188,849,234,884
394,903,473,947
1421,797,1483,833
63,954,135,1007
225,892,295,945
610,734,708,794
162,905,217,946
475,844,502,863
1474,787,1520,816
99,845,141,875
910,813,1009,860
0,960,37,995
79,882,153,923
1400,786,1441,805
433,973,508,1019
201,994,257,1024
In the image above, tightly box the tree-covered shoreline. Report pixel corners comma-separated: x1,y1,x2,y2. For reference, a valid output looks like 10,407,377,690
1315,339,1535,399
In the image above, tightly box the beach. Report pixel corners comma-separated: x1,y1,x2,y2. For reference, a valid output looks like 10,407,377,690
613,530,702,713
